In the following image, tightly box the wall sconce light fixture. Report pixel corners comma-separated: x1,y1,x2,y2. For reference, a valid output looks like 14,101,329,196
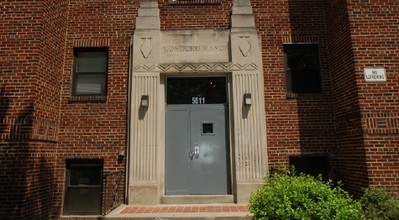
140,95,149,107
244,93,252,106
118,150,125,163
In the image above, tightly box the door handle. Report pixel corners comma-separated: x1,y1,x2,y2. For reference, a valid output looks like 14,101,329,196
194,146,200,155
189,146,200,159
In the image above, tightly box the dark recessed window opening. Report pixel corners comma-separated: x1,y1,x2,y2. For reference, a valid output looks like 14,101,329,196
72,48,108,96
284,44,322,94
63,160,103,215
289,155,330,180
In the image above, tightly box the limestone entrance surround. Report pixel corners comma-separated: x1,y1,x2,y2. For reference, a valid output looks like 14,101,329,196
127,0,268,204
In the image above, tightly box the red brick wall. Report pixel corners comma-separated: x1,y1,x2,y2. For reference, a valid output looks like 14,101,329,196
0,0,67,219
55,0,138,216
252,0,337,174
324,0,399,196
324,0,369,196
347,0,399,193
159,1,232,30
0,0,42,218
0,0,41,124
36,0,68,122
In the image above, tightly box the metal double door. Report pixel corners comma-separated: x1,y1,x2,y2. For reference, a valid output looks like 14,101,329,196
165,105,230,195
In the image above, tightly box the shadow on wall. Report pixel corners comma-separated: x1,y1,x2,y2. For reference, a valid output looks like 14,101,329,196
0,89,55,219
0,88,9,135
288,0,369,196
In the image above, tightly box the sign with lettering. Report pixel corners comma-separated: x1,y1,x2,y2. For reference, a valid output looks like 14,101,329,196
161,30,230,63
364,67,386,82
163,45,228,54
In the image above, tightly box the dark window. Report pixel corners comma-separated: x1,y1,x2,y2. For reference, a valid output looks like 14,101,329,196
289,155,330,180
167,77,227,104
284,44,322,93
69,165,102,186
168,0,221,5
202,123,214,134
64,160,103,215
72,48,108,96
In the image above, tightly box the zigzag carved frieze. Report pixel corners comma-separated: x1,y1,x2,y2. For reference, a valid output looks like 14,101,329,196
133,63,259,73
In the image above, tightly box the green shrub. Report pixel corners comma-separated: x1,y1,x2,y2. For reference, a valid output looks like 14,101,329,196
360,187,399,220
249,172,365,220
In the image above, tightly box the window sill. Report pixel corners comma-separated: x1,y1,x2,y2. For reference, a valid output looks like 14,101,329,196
286,92,324,100
69,95,107,103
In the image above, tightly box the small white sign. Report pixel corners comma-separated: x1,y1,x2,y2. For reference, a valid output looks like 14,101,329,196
364,67,386,82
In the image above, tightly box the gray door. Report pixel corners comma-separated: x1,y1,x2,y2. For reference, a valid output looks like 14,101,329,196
166,105,230,195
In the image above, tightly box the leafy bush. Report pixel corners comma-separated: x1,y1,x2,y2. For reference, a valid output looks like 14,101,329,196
360,187,399,220
249,172,365,220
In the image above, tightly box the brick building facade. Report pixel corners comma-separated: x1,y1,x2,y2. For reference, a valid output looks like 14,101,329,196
0,0,398,219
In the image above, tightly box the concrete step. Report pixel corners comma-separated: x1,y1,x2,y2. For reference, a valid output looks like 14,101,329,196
161,195,234,204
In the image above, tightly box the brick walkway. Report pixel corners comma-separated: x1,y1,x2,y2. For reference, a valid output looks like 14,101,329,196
120,205,249,214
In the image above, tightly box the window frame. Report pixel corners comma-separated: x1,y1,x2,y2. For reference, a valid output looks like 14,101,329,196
283,44,322,94
72,47,108,97
63,159,103,215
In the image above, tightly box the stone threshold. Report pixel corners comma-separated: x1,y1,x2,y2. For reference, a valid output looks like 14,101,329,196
161,195,234,204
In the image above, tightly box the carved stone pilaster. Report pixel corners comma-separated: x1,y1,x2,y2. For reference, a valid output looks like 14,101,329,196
230,0,268,204
128,0,161,205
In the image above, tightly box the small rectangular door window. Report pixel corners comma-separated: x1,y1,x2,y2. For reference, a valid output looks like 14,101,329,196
202,123,214,135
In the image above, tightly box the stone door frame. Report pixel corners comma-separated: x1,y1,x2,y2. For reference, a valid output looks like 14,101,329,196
127,0,268,205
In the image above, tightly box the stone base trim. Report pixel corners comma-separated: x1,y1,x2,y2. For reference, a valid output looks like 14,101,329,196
235,182,263,204
128,184,159,205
